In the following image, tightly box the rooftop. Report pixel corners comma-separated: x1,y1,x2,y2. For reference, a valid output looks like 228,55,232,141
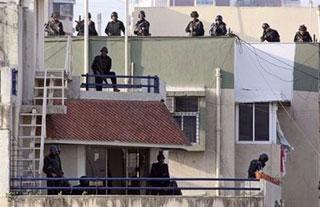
46,99,189,148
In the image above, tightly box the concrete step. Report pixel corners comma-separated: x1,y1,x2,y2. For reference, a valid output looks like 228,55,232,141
19,124,42,127
16,147,40,150
20,113,42,116
18,136,41,139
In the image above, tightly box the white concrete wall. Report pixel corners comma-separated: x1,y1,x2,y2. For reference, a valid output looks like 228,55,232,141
1,67,12,104
0,3,19,200
133,7,319,42
0,130,10,197
235,43,294,102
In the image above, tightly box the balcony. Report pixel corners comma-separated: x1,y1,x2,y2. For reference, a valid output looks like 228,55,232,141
67,73,166,102
9,176,283,207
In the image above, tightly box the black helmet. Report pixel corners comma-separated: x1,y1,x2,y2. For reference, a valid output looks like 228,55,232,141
259,153,269,163
88,12,91,19
49,145,59,154
100,46,108,53
157,151,165,161
190,11,199,18
111,11,118,18
262,23,270,30
79,176,89,186
215,15,223,21
299,24,307,32
139,10,146,18
51,12,60,18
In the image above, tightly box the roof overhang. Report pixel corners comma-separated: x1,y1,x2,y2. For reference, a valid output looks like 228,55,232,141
45,139,189,150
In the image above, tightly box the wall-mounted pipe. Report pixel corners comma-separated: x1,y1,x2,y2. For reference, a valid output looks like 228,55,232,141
215,68,222,196
83,0,88,74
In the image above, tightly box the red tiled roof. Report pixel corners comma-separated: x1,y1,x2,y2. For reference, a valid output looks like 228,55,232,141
46,99,189,147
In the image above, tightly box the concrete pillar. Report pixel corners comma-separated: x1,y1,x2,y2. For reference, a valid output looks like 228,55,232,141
36,0,45,71
77,145,86,177
0,130,10,196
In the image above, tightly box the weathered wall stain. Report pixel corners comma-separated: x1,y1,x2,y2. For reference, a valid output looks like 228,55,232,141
10,196,264,207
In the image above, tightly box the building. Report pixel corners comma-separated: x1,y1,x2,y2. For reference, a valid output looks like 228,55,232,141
43,36,320,207
0,0,319,207
50,0,75,34
131,6,319,42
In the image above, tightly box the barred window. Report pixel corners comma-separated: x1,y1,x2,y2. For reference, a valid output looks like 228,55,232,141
167,96,200,143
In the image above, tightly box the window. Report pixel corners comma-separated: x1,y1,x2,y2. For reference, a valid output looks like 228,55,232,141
170,0,194,6
196,0,214,5
154,0,169,6
237,103,271,142
167,96,200,143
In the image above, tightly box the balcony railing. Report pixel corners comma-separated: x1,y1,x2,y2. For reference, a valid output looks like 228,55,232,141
80,74,160,93
11,177,261,195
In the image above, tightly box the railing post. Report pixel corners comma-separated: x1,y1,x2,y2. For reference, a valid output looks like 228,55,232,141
95,177,98,195
19,177,22,195
147,76,151,93
86,73,89,91
154,76,159,93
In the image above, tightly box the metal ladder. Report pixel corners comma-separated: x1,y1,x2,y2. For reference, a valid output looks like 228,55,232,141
33,70,67,106
11,69,67,193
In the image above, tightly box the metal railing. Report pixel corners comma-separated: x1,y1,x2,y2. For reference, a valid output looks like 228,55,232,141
11,177,261,195
80,74,160,93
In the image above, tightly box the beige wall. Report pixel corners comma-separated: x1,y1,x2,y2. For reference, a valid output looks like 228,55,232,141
134,7,319,42
235,144,281,179
43,145,85,185
168,89,235,196
278,91,319,207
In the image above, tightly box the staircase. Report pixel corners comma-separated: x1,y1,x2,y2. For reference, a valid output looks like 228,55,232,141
11,69,68,193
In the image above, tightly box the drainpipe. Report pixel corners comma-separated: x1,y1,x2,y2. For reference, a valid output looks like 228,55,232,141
83,0,89,74
317,5,320,42
125,0,129,86
215,68,222,196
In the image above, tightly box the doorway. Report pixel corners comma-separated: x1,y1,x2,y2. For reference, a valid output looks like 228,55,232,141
85,146,107,194
85,146,150,195
108,148,150,195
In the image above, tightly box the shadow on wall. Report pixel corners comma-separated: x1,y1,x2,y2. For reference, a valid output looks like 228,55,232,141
293,43,319,92
0,48,8,67
130,38,145,79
